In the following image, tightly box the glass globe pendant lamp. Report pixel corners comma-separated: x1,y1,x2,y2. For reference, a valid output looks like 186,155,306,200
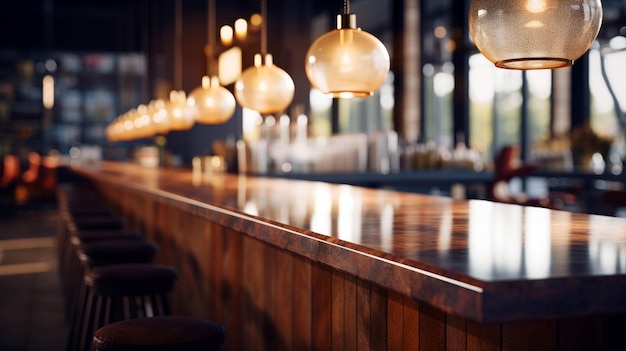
190,0,236,125
166,90,196,130
235,53,295,115
234,0,295,115
166,1,196,131
305,0,390,98
133,104,156,139
189,76,237,124
151,99,171,135
469,0,603,70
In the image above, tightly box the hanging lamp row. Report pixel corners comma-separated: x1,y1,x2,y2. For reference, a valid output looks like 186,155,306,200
107,0,604,142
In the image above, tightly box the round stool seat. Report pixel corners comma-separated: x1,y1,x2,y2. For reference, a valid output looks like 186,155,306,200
68,207,114,217
85,264,178,296
78,241,158,268
71,216,125,231
93,316,225,351
71,231,144,246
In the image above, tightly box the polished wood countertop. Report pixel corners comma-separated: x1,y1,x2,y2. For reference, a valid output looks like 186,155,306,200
71,162,626,323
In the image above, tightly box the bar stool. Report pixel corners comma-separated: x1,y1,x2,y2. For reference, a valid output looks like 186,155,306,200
93,316,225,351
78,264,179,351
62,232,147,320
67,242,159,351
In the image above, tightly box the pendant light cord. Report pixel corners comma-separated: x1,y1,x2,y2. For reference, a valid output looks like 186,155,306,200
261,0,267,55
343,0,350,14
174,0,182,89
207,0,216,76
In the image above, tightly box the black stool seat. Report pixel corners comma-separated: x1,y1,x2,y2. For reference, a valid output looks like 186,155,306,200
71,216,125,231
68,207,114,216
93,316,225,351
85,264,178,296
79,241,158,268
71,231,144,246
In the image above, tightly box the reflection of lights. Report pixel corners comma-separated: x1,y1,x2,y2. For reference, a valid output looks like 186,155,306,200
495,205,522,277
380,202,394,252
243,201,259,216
589,215,626,274
337,185,362,243
524,207,551,278
469,201,523,279
310,183,332,235
438,207,452,250
525,20,544,28
469,201,494,278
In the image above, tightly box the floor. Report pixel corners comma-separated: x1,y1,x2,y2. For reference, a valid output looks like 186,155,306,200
0,208,67,351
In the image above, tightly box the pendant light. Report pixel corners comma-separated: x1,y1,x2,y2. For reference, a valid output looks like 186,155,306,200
305,0,390,98
234,0,295,115
151,99,171,135
168,90,196,130
188,0,236,124
469,0,603,70
167,0,195,131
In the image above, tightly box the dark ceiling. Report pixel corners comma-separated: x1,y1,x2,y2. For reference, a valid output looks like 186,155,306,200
0,0,340,53
2,0,624,54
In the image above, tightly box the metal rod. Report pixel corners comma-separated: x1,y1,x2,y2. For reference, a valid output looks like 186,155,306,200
344,0,350,14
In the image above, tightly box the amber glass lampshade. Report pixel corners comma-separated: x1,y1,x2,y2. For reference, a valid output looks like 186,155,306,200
305,13,390,98
151,99,171,135
235,54,295,115
166,90,195,131
188,76,236,124
133,104,155,139
469,0,603,70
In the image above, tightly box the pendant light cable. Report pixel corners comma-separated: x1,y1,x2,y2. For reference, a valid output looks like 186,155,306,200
207,0,216,75
261,0,267,55
343,0,349,15
174,0,182,89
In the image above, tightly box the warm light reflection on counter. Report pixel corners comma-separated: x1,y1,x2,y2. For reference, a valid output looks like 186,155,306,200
337,185,362,243
310,183,332,235
380,202,394,252
589,215,626,274
181,170,626,281
524,207,551,279
438,207,452,251
470,202,518,279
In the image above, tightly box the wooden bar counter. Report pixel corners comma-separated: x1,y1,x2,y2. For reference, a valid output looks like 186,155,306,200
71,162,626,350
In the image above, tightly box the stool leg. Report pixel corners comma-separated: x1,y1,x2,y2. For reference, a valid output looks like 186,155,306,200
67,281,88,351
79,291,97,351
88,296,105,351
142,295,154,317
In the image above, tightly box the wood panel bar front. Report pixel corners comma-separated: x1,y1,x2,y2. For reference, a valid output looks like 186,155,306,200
71,163,626,350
